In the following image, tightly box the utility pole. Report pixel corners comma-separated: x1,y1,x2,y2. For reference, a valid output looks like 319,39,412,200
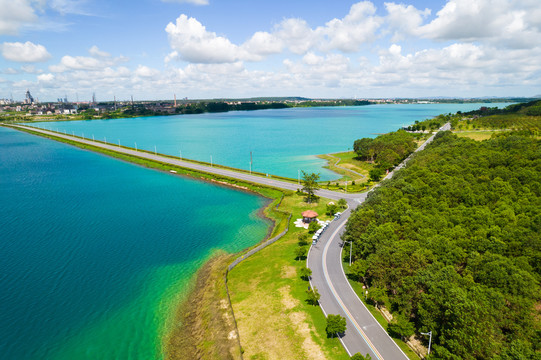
179,150,182,160
135,142,137,151
345,241,353,265
421,331,432,357
211,155,213,167
155,145,157,155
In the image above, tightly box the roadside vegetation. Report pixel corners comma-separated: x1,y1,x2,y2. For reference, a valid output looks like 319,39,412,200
353,130,419,182
342,130,541,359
227,192,351,360
318,130,427,193
405,100,541,137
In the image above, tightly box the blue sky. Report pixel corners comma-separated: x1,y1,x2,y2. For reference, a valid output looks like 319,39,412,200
1,0,540,102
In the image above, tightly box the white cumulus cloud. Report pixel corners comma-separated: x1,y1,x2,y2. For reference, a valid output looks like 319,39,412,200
89,45,110,58
417,0,541,48
242,31,284,59
165,3,383,65
49,47,127,72
135,65,160,78
165,14,245,63
385,2,431,41
0,0,37,35
37,73,55,83
273,18,317,55
316,1,383,52
1,41,51,62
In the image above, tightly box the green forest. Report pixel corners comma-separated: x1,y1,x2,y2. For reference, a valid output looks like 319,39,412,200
343,130,541,359
353,130,418,181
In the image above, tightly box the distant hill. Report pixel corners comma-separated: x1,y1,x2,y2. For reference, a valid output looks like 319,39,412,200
463,99,541,116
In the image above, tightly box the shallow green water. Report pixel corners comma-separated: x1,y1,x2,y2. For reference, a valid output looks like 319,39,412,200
0,126,270,359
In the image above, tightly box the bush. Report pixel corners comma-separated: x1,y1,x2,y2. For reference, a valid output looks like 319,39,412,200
326,203,338,216
388,314,415,341
294,246,308,260
306,286,320,305
326,314,346,337
351,353,372,360
297,233,309,246
299,267,312,281
308,221,320,234
369,168,384,182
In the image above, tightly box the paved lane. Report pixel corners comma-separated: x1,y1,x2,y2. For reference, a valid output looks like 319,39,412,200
308,123,449,358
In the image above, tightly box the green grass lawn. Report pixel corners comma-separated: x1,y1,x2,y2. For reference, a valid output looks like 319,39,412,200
317,151,374,193
453,130,499,141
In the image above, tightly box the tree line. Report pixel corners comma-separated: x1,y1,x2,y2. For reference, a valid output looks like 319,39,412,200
343,130,541,359
353,130,418,181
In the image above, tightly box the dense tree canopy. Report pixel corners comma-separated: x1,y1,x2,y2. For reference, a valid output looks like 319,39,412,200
353,130,417,170
343,131,541,359
326,314,347,337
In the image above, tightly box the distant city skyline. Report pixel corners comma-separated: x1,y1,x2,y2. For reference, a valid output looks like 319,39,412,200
1,0,540,101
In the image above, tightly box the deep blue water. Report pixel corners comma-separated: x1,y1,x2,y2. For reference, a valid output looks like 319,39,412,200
0,126,269,359
32,103,512,180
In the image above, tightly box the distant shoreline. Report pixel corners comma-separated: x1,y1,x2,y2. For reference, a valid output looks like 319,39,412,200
0,97,523,123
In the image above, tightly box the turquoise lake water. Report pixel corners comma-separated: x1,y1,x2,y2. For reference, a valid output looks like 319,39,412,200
0,126,270,359
32,103,512,181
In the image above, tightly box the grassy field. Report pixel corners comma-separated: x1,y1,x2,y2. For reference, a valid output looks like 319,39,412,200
452,130,500,141
454,114,541,132
318,151,373,193
227,193,351,360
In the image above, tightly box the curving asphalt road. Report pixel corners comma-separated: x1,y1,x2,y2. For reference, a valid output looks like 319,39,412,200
308,123,449,359
10,122,448,359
